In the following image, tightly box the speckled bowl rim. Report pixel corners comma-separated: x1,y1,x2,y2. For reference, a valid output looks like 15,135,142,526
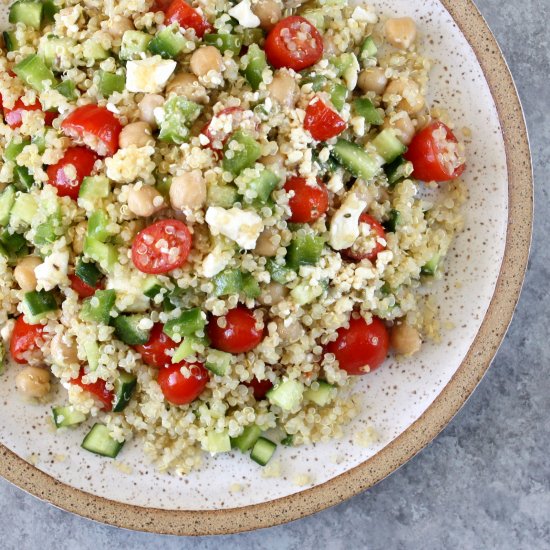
0,0,533,536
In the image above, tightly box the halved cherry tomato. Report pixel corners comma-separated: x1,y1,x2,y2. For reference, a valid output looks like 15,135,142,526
265,16,323,71
404,121,466,182
4,98,56,129
134,323,178,368
284,176,329,223
71,368,114,411
207,306,264,354
200,106,244,151
165,0,212,38
303,97,347,141
46,146,98,200
150,0,172,11
157,361,209,405
69,274,102,299
343,214,387,262
246,377,273,400
131,219,192,274
10,316,46,364
325,316,389,375
61,104,122,157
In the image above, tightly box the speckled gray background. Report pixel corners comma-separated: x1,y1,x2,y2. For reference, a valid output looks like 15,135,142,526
1,0,548,548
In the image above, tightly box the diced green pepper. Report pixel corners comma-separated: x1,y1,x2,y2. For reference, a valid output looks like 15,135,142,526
80,289,117,325
98,71,125,97
148,24,186,59
0,186,16,226
158,96,202,144
286,234,325,270
55,80,78,100
34,210,62,245
120,30,153,61
360,36,378,62
87,210,114,243
384,156,413,187
242,273,260,299
83,237,118,271
222,131,261,175
239,28,264,47
266,258,294,285
204,33,242,55
76,259,103,287
0,229,28,258
163,308,206,341
243,44,267,91
421,253,441,276
239,168,279,205
353,97,383,125
212,268,243,297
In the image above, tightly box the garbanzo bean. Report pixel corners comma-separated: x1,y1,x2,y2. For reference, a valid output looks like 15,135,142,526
384,78,425,114
13,256,41,292
106,16,133,39
72,221,87,255
276,318,304,342
15,366,51,398
258,282,288,306
384,112,416,145
166,72,208,102
358,67,388,95
385,17,417,50
252,0,282,31
119,121,154,149
170,171,206,210
268,71,299,108
390,323,422,355
190,46,223,77
128,185,165,217
138,94,164,127
50,333,79,367
254,227,280,257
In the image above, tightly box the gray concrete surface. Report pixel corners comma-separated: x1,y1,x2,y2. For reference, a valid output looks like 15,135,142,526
1,1,548,548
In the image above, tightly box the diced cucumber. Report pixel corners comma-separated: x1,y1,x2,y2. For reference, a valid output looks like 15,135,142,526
331,53,359,78
243,44,267,91
87,209,115,243
302,9,325,30
32,129,48,154
250,437,276,466
280,433,294,446
78,175,110,202
267,379,304,411
81,423,124,458
303,380,335,406
207,183,239,208
83,39,109,61
4,138,30,162
55,80,78,100
83,339,100,371
222,131,262,175
266,258,294,285
372,129,407,164
23,290,58,318
212,268,242,296
231,424,261,452
142,276,163,298
148,24,186,59
0,186,16,226
9,0,43,29
42,0,58,23
113,314,151,345
286,233,324,270
34,210,62,245
240,168,279,205
0,229,28,260
158,96,202,144
52,406,87,428
83,237,117,271
383,209,401,233
421,253,441,276
332,139,382,181
112,371,137,412
13,165,34,191
39,35,74,71
360,36,377,62
3,31,22,52
120,30,153,61
75,259,103,287
205,349,231,376
329,81,348,111
204,33,242,55
80,289,116,325
353,98,383,125
13,54,58,92
98,71,125,97
384,156,413,187
239,28,264,47
242,273,260,299
172,335,208,362
290,280,325,305
163,307,206,340
205,430,231,454
10,193,38,227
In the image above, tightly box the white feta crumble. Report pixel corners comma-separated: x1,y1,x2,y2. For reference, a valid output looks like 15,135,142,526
351,6,378,23
205,206,264,250
35,250,70,291
201,245,233,277
228,0,261,28
329,192,369,250
126,57,177,93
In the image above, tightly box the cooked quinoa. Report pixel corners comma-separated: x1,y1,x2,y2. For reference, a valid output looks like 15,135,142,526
0,0,466,473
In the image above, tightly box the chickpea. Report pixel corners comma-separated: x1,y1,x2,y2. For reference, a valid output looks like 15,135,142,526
254,227,280,257
106,16,134,39
170,170,206,210
268,71,299,108
138,94,164,127
119,121,154,149
384,112,416,145
15,366,51,398
190,46,223,77
128,185,165,217
13,256,41,292
258,282,288,306
0,182,7,193
358,67,388,95
276,318,304,343
72,221,87,255
390,323,422,356
323,34,338,58
385,17,417,50
166,72,208,103
50,332,79,367
384,78,425,115
252,0,282,31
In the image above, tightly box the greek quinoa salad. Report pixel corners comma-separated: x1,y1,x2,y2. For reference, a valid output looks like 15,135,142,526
0,0,466,473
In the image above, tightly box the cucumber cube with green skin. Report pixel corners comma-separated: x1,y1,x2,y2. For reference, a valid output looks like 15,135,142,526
250,437,277,466
286,234,325,270
303,380,335,406
267,379,305,411
243,44,267,90
148,24,186,59
205,349,232,376
360,36,378,61
80,289,117,325
163,308,206,341
87,210,115,242
207,184,239,208
55,80,78,100
212,268,243,296
13,55,58,92
172,335,209,363
9,0,43,29
0,186,16,226
10,193,38,227
4,139,30,162
13,166,34,191
231,424,261,452
240,168,279,205
84,340,100,371
290,281,325,305
113,315,151,346
3,31,22,52
266,258,294,285
81,423,124,458
39,35,75,71
421,253,441,276
158,96,202,144
332,138,382,181
23,290,58,318
372,129,406,164
383,209,401,233
75,259,103,287
330,53,359,78
84,237,118,272
0,229,28,258
42,0,59,23
79,176,110,202
353,98,383,125
120,30,153,61
83,39,109,61
204,33,242,55
98,71,125,97
205,431,231,453
52,406,87,428
384,156,413,187
302,9,325,30
112,371,137,412
222,131,261,175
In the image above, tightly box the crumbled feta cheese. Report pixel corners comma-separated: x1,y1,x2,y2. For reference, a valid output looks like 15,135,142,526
205,206,264,249
0,319,15,345
126,57,177,93
351,6,378,23
228,0,261,28
106,265,150,312
35,250,70,291
329,192,368,250
202,245,232,277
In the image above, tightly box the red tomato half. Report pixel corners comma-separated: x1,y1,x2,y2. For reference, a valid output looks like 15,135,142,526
61,104,122,157
134,323,179,368
404,121,466,182
208,306,264,354
246,377,273,400
165,0,212,38
343,214,387,262
131,219,192,274
325,316,389,375
71,368,114,411
4,98,56,129
46,146,98,200
303,97,347,141
200,107,244,151
69,274,102,299
265,16,323,71
284,176,329,223
10,316,46,364
157,362,209,405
